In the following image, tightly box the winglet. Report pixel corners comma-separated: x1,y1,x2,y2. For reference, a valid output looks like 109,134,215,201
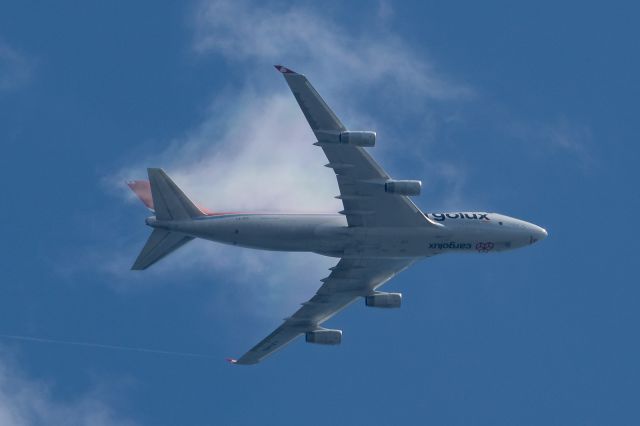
226,358,238,365
274,65,297,74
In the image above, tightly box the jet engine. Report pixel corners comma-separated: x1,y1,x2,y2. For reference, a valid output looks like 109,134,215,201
339,131,376,147
305,329,342,345
365,292,402,308
384,180,422,196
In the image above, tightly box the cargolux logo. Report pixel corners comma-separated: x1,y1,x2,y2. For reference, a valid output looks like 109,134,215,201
475,242,494,253
429,242,472,250
428,213,490,222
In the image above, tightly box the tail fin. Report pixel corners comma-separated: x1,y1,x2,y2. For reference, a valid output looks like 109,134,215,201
127,175,213,215
131,229,194,270
147,168,204,220
130,168,202,270
127,180,154,211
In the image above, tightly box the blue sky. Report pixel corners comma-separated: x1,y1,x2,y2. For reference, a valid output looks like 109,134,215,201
0,1,639,424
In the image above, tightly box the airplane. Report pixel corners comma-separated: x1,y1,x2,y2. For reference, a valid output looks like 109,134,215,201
127,65,548,365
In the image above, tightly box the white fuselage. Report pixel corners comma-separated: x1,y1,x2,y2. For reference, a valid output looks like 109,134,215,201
148,211,548,258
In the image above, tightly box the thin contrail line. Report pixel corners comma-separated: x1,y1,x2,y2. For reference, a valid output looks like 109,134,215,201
0,334,214,359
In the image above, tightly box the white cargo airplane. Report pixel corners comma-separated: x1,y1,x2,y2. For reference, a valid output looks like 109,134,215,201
128,66,547,365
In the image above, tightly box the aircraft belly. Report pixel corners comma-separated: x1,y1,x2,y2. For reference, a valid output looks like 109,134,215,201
183,215,348,252
158,216,519,257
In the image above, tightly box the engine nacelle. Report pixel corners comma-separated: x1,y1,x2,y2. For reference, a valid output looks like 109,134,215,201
384,180,422,196
365,292,402,308
305,329,342,345
339,131,376,147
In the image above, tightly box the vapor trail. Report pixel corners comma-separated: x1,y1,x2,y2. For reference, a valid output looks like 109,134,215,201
0,334,214,359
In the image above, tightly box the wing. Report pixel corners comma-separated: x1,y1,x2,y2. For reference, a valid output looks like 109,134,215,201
230,257,417,365
275,65,439,228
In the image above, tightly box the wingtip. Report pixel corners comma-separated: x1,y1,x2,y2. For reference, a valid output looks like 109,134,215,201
274,65,296,74
226,358,238,364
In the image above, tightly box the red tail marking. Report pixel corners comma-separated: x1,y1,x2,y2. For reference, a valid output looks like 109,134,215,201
127,180,154,210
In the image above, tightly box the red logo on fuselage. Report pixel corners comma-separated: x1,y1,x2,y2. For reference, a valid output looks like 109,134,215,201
475,242,494,253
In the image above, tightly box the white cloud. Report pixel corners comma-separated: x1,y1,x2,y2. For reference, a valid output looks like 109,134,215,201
0,351,135,426
376,0,395,21
0,38,33,92
192,0,470,101
104,88,341,317
546,119,593,167
99,0,472,320
427,161,469,210
125,91,341,212
505,116,594,169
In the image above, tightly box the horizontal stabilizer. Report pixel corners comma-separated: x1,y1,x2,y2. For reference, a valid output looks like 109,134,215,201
131,229,194,270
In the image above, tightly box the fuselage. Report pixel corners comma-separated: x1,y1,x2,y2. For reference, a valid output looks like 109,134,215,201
148,211,547,259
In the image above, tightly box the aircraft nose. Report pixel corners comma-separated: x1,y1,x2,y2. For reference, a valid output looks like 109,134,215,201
540,227,548,239
529,225,548,244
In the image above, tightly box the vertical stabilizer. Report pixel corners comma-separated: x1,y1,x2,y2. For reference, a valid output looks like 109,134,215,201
147,168,203,221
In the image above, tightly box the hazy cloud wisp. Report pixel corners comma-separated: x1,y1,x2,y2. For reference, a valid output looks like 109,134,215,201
0,351,135,426
0,38,32,92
